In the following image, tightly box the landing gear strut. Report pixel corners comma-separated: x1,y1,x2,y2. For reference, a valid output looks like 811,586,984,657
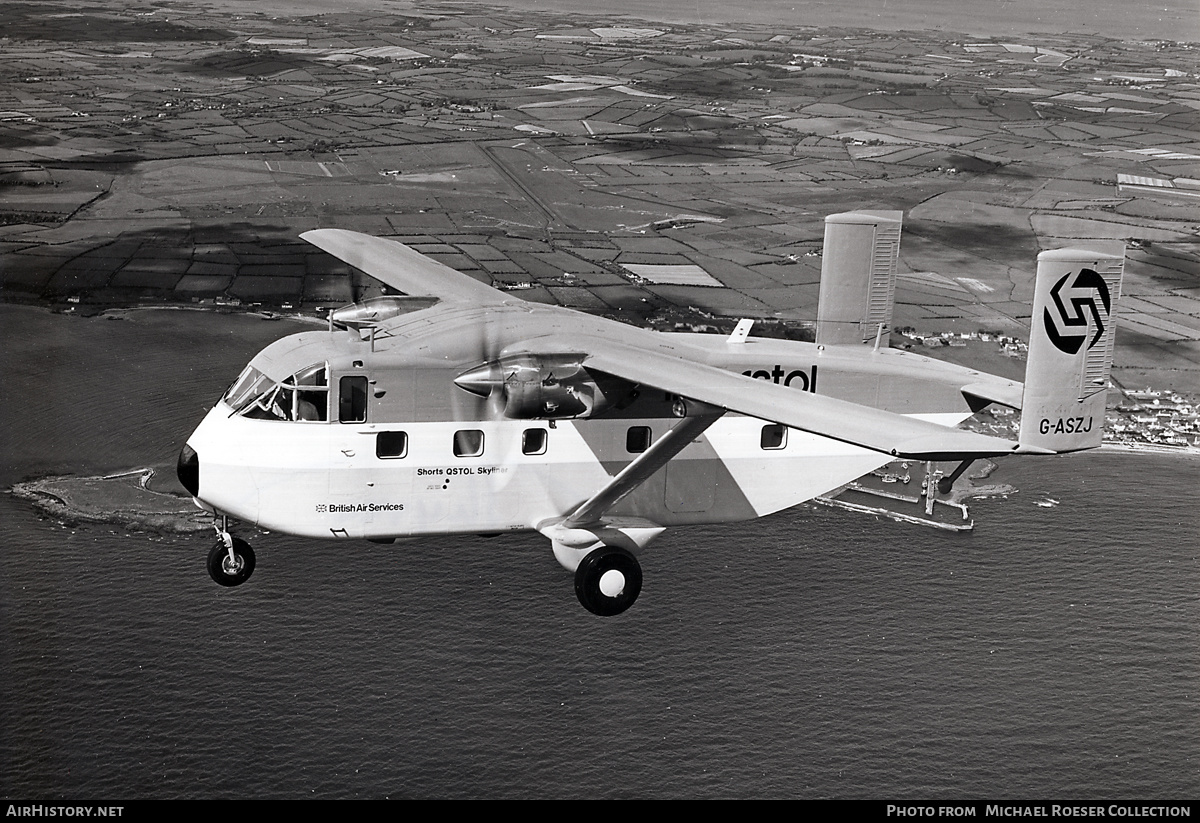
207,518,255,587
574,545,642,616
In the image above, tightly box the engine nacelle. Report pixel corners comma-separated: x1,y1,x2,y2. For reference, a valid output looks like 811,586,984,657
329,295,439,329
455,354,635,419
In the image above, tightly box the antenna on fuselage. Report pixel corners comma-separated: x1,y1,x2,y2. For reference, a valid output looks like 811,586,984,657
728,318,754,344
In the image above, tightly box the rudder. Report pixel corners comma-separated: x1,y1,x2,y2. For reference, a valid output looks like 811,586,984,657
815,210,903,346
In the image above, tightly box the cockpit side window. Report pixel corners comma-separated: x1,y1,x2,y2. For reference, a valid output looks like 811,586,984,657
230,363,329,422
292,363,328,422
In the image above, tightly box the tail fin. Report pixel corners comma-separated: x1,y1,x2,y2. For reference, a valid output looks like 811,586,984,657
1018,245,1125,453
815,210,903,346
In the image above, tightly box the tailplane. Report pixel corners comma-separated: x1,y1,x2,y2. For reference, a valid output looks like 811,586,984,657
1018,245,1125,453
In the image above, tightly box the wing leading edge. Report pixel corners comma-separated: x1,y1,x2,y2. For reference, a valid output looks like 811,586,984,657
300,229,511,305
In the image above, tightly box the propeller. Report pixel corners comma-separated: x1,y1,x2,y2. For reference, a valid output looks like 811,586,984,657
450,286,513,421
455,352,632,421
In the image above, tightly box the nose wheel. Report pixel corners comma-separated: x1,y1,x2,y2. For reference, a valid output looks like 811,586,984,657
207,527,255,587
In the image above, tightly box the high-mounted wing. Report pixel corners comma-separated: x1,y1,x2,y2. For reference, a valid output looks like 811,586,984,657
301,228,1032,460
301,229,511,305
529,332,1038,461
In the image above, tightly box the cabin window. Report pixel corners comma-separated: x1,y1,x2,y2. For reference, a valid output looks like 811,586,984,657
453,429,484,458
626,426,652,454
339,376,368,423
761,424,787,450
522,428,547,455
376,431,408,459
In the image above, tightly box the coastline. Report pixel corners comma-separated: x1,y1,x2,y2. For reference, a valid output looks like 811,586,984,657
429,0,1199,41
10,469,212,534
1099,442,1200,459
948,459,1018,504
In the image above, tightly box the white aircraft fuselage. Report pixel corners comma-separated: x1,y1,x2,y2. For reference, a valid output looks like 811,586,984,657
183,301,1003,543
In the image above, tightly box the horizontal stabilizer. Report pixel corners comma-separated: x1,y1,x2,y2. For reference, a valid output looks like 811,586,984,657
962,379,1024,411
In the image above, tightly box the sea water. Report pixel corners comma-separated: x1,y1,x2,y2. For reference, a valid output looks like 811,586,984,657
1,306,1196,798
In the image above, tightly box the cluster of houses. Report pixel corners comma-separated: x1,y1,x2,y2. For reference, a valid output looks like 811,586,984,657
898,328,1029,357
971,386,1200,451
1108,389,1200,450
898,329,1199,452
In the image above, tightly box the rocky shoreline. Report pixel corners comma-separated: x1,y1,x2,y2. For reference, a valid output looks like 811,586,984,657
945,459,1018,504
10,468,211,534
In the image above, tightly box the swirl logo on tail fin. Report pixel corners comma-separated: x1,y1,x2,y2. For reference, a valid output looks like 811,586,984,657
1043,267,1111,355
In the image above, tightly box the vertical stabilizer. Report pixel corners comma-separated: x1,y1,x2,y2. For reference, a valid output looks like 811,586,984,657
1018,245,1124,453
815,210,903,346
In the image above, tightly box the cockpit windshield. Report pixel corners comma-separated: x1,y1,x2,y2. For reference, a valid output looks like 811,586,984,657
224,366,274,412
223,363,329,422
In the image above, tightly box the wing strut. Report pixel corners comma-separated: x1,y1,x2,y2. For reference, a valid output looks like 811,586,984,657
563,400,725,528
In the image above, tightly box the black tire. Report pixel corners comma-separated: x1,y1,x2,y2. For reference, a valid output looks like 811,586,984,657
207,538,255,587
574,545,642,616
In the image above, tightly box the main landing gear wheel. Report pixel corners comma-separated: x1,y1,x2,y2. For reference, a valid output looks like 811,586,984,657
207,537,255,587
574,545,642,616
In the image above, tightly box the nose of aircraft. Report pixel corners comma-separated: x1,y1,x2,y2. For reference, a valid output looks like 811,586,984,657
177,443,199,497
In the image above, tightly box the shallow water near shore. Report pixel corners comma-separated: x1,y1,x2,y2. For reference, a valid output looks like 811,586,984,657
1,305,1197,798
